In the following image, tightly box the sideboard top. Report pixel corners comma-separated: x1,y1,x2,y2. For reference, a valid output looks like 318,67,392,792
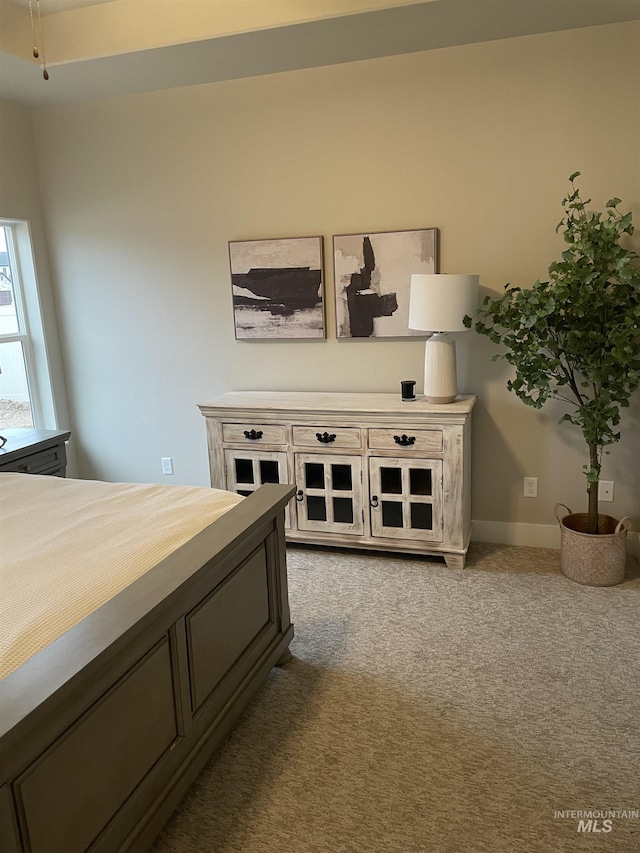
199,391,476,417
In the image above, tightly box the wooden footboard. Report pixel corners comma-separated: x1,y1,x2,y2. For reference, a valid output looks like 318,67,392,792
0,483,294,853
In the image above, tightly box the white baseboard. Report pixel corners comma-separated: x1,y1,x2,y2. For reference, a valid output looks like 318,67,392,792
472,520,639,559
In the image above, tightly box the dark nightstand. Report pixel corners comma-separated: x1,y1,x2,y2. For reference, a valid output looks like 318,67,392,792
0,428,71,477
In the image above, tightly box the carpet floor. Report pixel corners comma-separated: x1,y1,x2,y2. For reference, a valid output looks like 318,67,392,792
151,543,640,853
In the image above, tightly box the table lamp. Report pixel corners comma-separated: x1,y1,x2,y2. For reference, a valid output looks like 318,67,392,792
408,274,479,403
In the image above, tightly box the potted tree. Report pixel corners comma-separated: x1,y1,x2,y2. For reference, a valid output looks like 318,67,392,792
465,173,640,585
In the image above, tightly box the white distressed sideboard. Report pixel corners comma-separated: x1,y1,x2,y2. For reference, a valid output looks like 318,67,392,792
199,392,476,568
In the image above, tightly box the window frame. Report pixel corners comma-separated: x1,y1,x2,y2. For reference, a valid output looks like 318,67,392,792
0,218,55,429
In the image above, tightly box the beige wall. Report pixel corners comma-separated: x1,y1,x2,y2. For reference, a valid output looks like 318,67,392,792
24,22,640,539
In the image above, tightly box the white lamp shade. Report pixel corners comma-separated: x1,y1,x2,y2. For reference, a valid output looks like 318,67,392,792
409,274,479,332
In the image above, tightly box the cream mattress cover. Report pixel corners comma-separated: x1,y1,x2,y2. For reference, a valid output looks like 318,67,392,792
0,473,243,680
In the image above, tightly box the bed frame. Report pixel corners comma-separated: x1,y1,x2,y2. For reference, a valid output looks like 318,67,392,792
0,483,294,853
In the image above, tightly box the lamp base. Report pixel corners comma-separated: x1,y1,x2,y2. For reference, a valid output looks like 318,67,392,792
424,394,457,404
423,333,458,404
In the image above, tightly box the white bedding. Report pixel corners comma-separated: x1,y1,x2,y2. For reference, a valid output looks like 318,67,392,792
0,473,243,680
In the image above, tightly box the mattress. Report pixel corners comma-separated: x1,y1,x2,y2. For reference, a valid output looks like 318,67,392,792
0,473,243,680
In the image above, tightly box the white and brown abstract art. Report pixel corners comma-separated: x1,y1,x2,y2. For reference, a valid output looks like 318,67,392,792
333,228,439,338
229,236,325,339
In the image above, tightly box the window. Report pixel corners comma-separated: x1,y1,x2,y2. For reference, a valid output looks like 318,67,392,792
0,221,50,429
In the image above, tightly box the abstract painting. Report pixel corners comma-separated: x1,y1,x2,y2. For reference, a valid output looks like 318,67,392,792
333,228,439,338
229,236,325,339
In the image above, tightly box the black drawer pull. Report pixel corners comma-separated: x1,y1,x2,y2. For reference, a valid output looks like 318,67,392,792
296,489,304,502
244,429,263,441
394,434,416,446
316,432,337,444
370,495,379,508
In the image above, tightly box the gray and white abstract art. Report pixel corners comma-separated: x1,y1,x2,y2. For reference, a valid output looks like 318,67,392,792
229,236,325,339
333,228,439,338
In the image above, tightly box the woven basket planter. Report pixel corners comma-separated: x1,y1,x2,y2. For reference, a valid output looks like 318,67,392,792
554,503,630,586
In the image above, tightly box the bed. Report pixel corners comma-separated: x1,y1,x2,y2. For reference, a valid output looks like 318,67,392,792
0,473,294,853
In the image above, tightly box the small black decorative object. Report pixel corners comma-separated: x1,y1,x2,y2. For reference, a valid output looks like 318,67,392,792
316,432,337,444
401,380,416,401
243,429,263,441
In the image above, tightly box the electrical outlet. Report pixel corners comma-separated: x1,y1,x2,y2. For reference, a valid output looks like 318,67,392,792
524,477,538,498
161,457,173,476
598,480,614,502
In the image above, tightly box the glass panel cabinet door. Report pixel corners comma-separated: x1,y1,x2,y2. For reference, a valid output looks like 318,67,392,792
224,449,291,525
224,449,288,495
369,458,443,542
294,453,364,535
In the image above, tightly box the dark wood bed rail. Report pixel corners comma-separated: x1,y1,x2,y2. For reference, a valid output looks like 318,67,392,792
0,483,295,853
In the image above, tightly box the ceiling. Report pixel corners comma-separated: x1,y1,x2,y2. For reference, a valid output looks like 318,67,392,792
3,0,114,12
1,0,639,108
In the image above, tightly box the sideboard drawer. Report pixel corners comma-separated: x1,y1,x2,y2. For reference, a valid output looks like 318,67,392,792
222,423,287,445
292,425,362,449
0,429,71,478
0,444,67,475
368,428,443,454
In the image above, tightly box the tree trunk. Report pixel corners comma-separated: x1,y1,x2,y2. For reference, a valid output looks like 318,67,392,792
587,443,600,534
